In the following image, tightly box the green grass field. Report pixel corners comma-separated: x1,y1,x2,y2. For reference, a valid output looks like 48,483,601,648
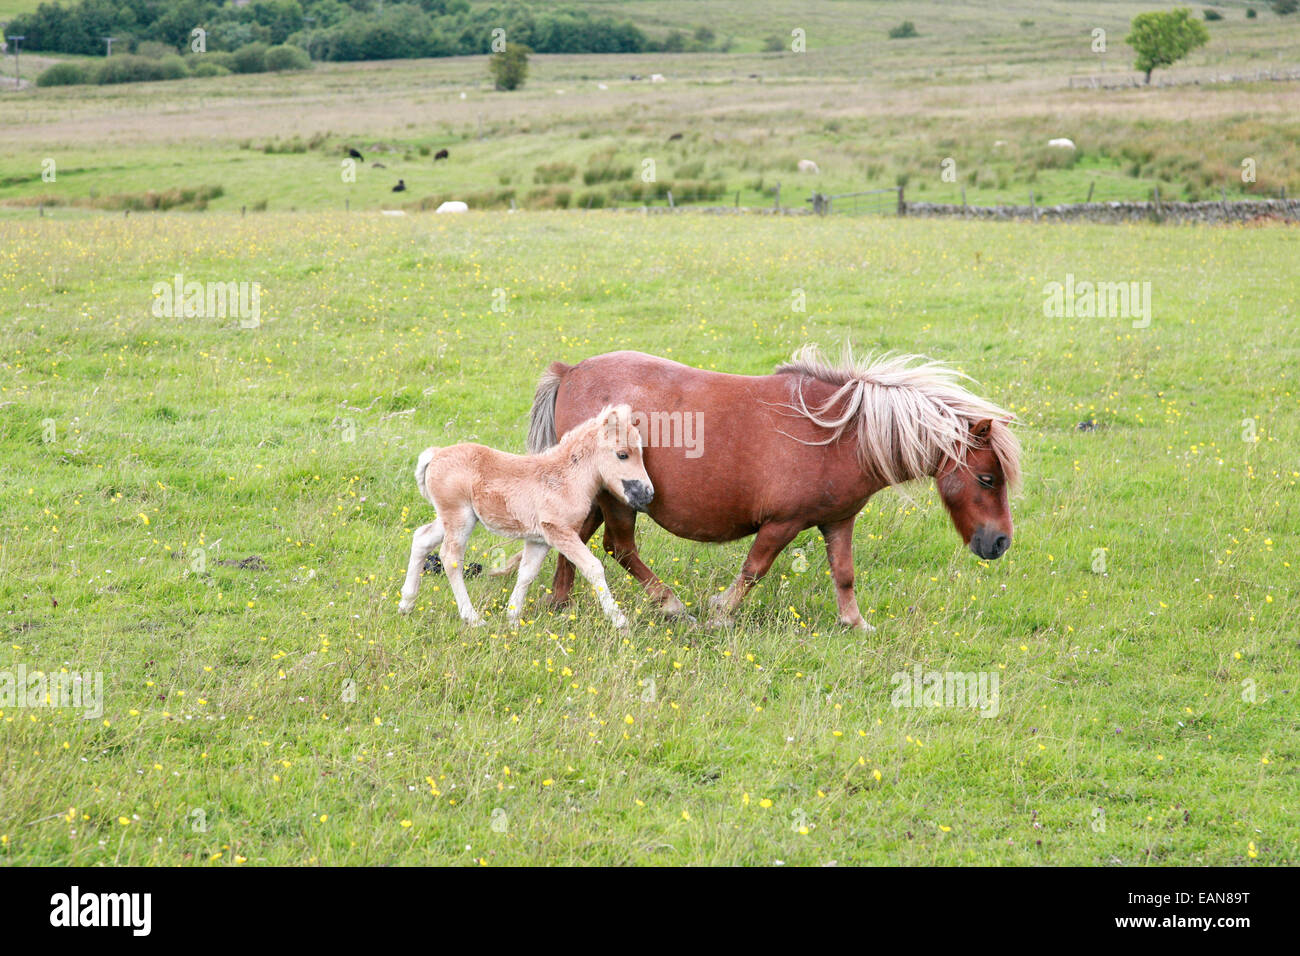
1,210,1295,865
1,0,1297,868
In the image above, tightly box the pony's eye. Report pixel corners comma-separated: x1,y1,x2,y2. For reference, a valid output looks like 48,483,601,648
977,474,996,489
617,451,629,460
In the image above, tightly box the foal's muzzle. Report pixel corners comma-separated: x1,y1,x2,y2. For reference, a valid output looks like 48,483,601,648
969,526,1011,560
621,479,654,512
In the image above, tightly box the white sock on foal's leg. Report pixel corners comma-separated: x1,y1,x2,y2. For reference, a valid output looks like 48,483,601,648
440,521,482,626
506,541,550,627
549,531,628,629
399,519,444,614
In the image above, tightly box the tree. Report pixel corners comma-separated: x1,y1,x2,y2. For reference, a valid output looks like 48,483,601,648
1125,8,1210,84
1272,0,1298,15
489,41,529,90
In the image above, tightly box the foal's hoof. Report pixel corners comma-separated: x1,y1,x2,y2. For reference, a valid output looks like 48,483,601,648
706,615,735,630
843,618,877,633
398,601,414,615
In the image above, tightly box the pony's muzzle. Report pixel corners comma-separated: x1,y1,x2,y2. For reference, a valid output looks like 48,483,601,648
970,527,1010,560
621,479,654,512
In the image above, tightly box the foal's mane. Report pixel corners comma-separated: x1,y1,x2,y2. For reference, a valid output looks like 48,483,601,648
775,345,1022,490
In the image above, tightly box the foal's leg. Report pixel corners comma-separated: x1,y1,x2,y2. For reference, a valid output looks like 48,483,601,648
601,496,690,617
506,540,550,627
399,518,445,614
439,510,483,626
820,517,875,632
708,520,803,627
547,505,603,609
544,524,629,629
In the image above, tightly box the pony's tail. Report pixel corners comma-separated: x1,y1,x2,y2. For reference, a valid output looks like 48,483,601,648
526,361,571,453
414,447,438,506
487,551,524,578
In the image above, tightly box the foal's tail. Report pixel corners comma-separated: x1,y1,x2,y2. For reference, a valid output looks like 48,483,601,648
526,361,572,453
414,446,438,507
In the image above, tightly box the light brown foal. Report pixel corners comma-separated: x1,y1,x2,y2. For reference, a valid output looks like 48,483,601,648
398,404,653,628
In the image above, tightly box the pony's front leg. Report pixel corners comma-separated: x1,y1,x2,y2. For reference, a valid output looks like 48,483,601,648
506,540,550,627
820,517,875,632
544,524,629,629
708,521,802,627
399,519,444,614
601,495,691,619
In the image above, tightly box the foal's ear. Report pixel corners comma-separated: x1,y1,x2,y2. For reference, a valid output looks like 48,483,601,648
969,418,993,443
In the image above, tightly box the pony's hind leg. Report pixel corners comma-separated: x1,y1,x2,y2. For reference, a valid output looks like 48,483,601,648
544,524,628,629
600,495,690,619
439,510,483,626
505,540,550,627
708,520,803,628
399,518,445,614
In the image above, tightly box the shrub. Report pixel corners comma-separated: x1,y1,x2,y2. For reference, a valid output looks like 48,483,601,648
93,55,170,85
190,61,231,78
264,44,311,72
762,35,784,52
489,42,529,91
1203,9,1223,20
158,55,189,80
888,21,919,39
36,62,90,86
231,42,270,74
583,162,634,185
534,162,577,184
204,52,238,72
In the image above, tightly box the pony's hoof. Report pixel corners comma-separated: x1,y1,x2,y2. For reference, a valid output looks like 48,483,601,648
398,600,414,615
463,615,486,628
706,615,735,630
844,618,877,633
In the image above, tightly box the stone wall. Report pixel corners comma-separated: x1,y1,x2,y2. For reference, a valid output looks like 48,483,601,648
900,198,1300,225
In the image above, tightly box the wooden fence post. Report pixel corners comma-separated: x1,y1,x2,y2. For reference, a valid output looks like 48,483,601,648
1030,191,1037,222
896,185,905,217
1086,181,1095,203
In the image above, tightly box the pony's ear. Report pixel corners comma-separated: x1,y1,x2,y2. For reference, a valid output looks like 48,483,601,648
969,418,993,443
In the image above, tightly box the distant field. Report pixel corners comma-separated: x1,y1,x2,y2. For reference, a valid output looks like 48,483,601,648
2,2,1299,214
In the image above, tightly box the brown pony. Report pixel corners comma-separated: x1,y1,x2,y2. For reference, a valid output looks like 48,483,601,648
525,346,1021,629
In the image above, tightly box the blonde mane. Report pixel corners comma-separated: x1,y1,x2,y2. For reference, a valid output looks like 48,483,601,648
775,345,1022,490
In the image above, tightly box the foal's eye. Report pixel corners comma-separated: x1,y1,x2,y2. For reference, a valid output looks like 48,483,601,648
617,451,629,460
977,474,996,489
